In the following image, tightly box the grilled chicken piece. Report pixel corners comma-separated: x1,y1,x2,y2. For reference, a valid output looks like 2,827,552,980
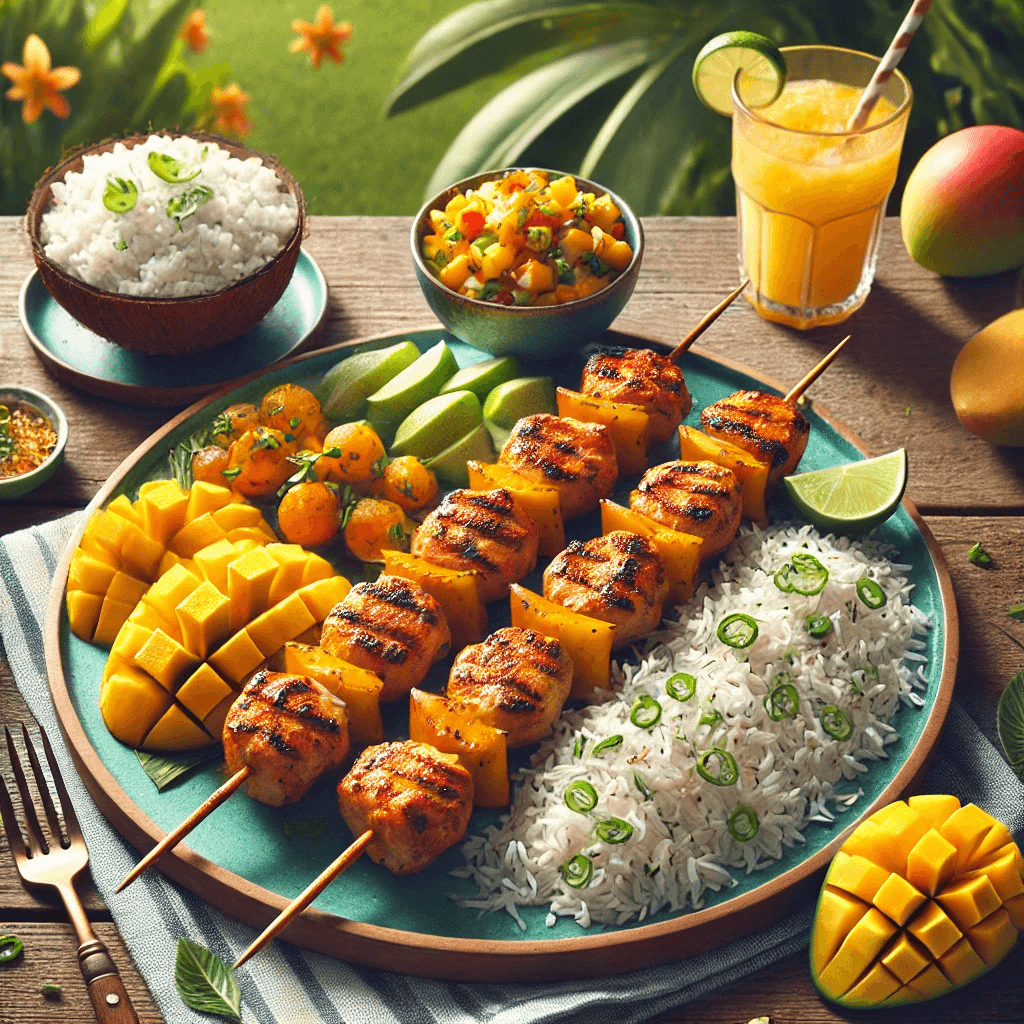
446,627,573,747
320,575,450,703
543,531,668,648
337,740,473,875
498,414,618,520
701,390,811,485
631,460,742,559
223,670,349,807
580,346,692,445
411,488,539,603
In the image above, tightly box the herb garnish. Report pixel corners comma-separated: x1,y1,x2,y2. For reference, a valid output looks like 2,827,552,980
103,177,138,213
149,151,202,183
174,938,241,1022
167,184,213,230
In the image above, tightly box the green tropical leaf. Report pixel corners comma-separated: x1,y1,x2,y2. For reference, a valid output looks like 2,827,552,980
136,749,220,791
426,37,662,196
387,0,674,114
997,669,1024,783
174,938,241,1022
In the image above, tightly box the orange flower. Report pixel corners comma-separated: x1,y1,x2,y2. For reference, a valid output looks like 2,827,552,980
180,10,209,54
2,34,80,124
290,6,352,68
209,83,253,138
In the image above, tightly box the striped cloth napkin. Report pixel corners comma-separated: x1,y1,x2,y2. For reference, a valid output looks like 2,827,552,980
2,513,1022,1024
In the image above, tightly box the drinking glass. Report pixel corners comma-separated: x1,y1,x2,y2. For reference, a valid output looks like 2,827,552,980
732,46,912,329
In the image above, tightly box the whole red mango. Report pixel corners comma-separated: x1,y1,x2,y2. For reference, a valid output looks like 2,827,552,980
901,125,1024,276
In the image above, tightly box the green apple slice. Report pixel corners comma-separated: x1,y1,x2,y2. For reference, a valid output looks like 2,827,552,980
424,424,497,488
317,340,420,421
365,341,458,444
482,376,557,450
439,356,522,401
391,389,483,460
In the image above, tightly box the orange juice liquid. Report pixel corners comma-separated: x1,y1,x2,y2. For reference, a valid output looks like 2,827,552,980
733,79,902,328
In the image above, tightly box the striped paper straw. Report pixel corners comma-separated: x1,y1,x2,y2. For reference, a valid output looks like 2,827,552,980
847,0,932,132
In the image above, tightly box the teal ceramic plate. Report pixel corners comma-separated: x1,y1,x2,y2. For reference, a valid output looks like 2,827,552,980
44,327,957,981
19,249,327,408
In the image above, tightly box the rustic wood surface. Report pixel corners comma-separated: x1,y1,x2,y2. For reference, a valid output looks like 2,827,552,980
2,215,1023,1022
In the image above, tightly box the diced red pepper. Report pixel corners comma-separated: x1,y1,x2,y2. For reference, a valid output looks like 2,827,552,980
524,210,558,231
492,290,515,305
459,209,485,238
611,222,626,240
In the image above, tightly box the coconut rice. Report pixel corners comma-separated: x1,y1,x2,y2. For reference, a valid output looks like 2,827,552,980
40,134,298,297
451,523,932,931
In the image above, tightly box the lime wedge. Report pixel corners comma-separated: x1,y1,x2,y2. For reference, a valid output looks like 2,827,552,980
692,31,787,116
365,341,458,444
784,449,908,535
391,390,483,460
424,424,497,488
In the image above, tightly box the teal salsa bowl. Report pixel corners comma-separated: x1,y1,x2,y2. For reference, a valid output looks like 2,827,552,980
410,168,644,360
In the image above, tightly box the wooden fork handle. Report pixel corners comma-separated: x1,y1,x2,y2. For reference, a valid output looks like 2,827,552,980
78,937,141,1024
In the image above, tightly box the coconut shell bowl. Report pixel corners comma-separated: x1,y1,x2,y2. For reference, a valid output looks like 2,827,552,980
411,168,643,361
26,132,306,357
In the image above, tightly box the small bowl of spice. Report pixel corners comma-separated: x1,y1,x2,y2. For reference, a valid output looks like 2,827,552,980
0,386,68,499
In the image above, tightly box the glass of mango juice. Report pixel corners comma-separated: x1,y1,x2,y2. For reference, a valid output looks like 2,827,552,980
732,46,912,330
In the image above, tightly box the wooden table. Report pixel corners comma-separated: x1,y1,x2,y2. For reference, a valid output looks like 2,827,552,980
2,215,1023,1023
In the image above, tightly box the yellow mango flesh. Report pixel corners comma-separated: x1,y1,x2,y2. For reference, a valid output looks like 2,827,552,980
678,425,770,524
509,583,615,698
466,460,565,557
599,500,701,604
408,688,509,808
383,549,487,652
811,796,1023,1008
555,387,649,475
65,481,364,754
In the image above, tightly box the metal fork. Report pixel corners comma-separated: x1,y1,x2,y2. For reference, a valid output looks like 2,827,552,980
0,723,139,1023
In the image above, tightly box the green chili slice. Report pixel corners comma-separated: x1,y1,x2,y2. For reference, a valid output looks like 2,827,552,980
821,705,853,741
856,576,886,609
774,553,829,595
564,779,598,814
592,734,623,756
695,748,739,786
764,683,800,721
595,817,633,844
103,177,138,213
805,613,833,638
0,934,23,964
166,185,213,229
717,613,758,649
148,151,201,183
633,772,653,801
629,694,662,730
699,705,723,728
573,734,585,758
666,672,696,702
560,853,593,888
727,804,760,842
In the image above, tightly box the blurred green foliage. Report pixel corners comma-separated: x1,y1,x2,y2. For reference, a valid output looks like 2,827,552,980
388,0,1024,215
0,0,230,214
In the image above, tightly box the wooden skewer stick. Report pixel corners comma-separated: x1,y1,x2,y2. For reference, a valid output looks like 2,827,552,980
115,765,253,893
233,828,376,969
667,280,747,362
784,335,852,405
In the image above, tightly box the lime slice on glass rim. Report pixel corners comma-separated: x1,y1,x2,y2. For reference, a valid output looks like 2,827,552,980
784,448,908,535
692,31,787,116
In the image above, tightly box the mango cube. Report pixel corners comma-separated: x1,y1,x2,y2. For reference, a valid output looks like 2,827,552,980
226,546,279,631
137,480,189,545
175,582,231,659
68,550,117,595
210,501,273,536
100,664,173,747
176,663,234,722
144,563,202,624
295,575,352,624
208,629,266,686
300,552,334,587
169,512,229,559
106,493,142,525
141,703,215,753
193,537,243,594
133,629,199,691
105,571,149,608
93,596,136,646
246,591,316,657
65,590,103,641
265,544,310,605
185,481,238,521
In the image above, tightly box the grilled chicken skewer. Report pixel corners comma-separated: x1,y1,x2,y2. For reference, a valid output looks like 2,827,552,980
499,413,618,520
631,461,743,560
320,575,451,702
411,488,539,603
446,627,574,747
578,281,746,445
543,531,668,649
701,335,850,485
233,740,474,968
117,670,349,891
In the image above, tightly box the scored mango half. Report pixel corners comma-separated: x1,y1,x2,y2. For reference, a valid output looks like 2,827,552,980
811,795,1024,1008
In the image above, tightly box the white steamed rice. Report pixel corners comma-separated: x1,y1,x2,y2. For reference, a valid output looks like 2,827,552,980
40,134,298,297
451,523,932,931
